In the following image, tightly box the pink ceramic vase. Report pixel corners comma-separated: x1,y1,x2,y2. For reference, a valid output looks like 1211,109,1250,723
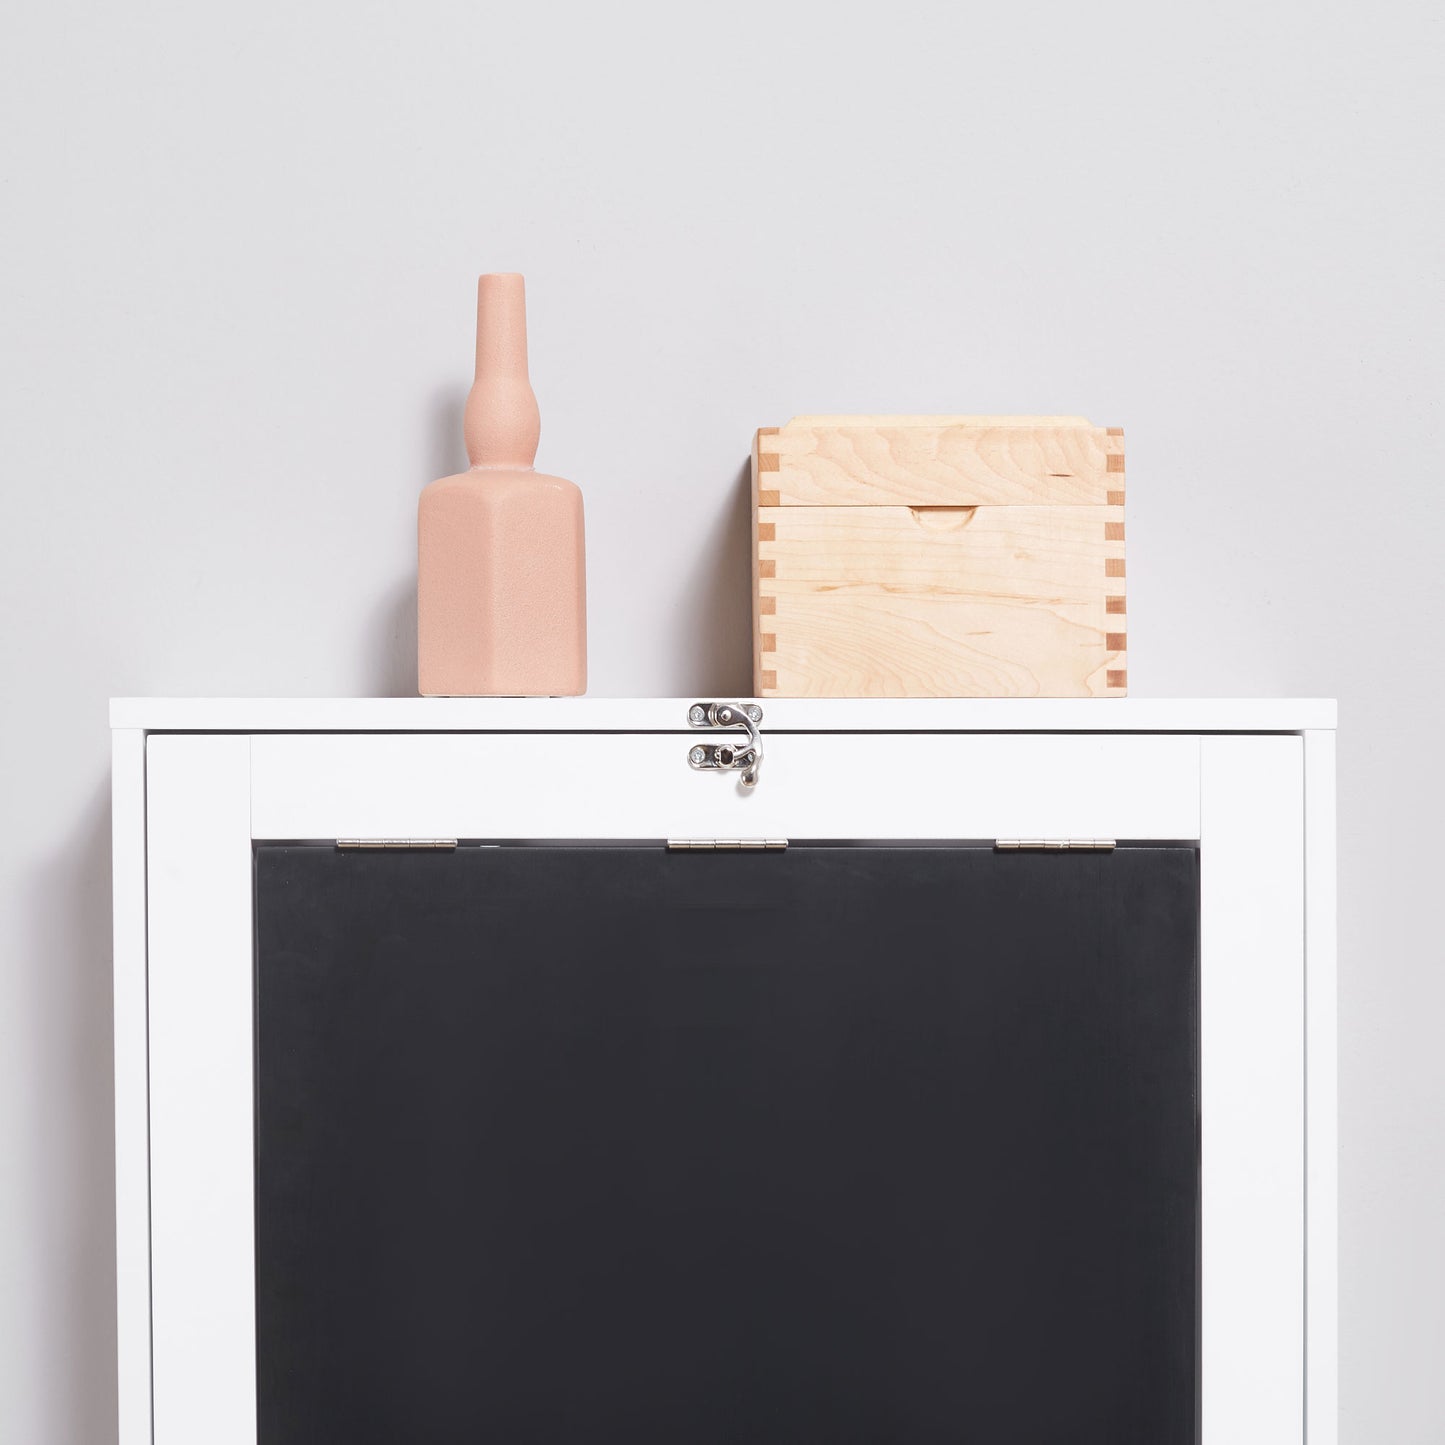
417,274,587,696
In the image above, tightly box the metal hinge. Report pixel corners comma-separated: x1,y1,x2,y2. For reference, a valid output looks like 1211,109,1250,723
336,838,458,850
994,839,1117,852
666,838,788,852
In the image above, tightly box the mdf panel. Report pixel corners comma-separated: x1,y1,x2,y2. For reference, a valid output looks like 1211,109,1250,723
131,721,1321,1444
110,697,1337,731
111,729,151,1445
249,733,1200,842
1199,736,1305,1443
146,735,256,1445
1304,730,1339,1445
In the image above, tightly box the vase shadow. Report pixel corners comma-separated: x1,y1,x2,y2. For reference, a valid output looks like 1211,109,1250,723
669,460,753,698
365,387,468,698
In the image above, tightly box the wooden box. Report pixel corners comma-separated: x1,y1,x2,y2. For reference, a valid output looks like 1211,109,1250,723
751,416,1127,697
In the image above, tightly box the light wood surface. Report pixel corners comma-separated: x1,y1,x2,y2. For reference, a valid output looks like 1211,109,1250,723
760,504,1122,589
757,593,1123,698
758,422,1122,507
782,414,1094,428
751,426,766,709
753,416,1126,698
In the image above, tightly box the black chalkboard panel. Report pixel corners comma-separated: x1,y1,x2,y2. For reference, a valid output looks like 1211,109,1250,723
255,844,1198,1445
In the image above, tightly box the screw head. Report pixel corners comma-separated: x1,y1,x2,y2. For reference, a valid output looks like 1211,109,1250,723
688,705,706,724
689,746,707,765
745,705,763,722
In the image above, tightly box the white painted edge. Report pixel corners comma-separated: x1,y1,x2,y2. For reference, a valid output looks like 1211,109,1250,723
112,728,152,1445
109,696,1339,734
146,736,257,1444
1199,735,1307,1443
249,732,1201,843
1304,730,1339,1444
122,723,1336,1440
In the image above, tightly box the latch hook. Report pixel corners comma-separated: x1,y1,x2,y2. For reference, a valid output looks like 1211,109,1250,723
686,701,764,788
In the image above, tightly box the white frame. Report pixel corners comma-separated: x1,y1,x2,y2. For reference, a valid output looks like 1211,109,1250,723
112,699,1338,1445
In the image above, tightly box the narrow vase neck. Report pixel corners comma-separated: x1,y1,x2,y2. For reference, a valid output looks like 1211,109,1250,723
464,273,541,469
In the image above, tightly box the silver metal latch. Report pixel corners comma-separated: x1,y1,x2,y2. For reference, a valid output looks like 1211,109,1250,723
686,701,764,788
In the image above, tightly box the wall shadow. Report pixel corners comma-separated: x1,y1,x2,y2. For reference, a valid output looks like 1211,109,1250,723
427,384,469,483
364,576,418,698
27,777,119,1442
668,460,754,698
363,387,467,698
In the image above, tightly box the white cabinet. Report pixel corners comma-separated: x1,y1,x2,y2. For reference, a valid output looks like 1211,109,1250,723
112,698,1337,1445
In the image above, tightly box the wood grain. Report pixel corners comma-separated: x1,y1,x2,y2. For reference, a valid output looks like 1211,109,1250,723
751,417,1126,697
757,594,1125,698
759,505,1122,595
783,414,1094,429
749,427,764,695
758,422,1121,507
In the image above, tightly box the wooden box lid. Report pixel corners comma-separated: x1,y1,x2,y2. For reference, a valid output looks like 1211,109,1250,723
756,415,1125,509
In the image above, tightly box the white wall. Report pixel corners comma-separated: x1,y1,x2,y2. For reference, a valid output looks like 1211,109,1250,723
1,3,1439,1440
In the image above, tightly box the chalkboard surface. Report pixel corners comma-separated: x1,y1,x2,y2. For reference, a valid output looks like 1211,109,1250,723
255,844,1198,1444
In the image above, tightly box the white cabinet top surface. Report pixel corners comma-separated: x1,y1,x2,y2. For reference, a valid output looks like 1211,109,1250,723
110,697,1337,733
